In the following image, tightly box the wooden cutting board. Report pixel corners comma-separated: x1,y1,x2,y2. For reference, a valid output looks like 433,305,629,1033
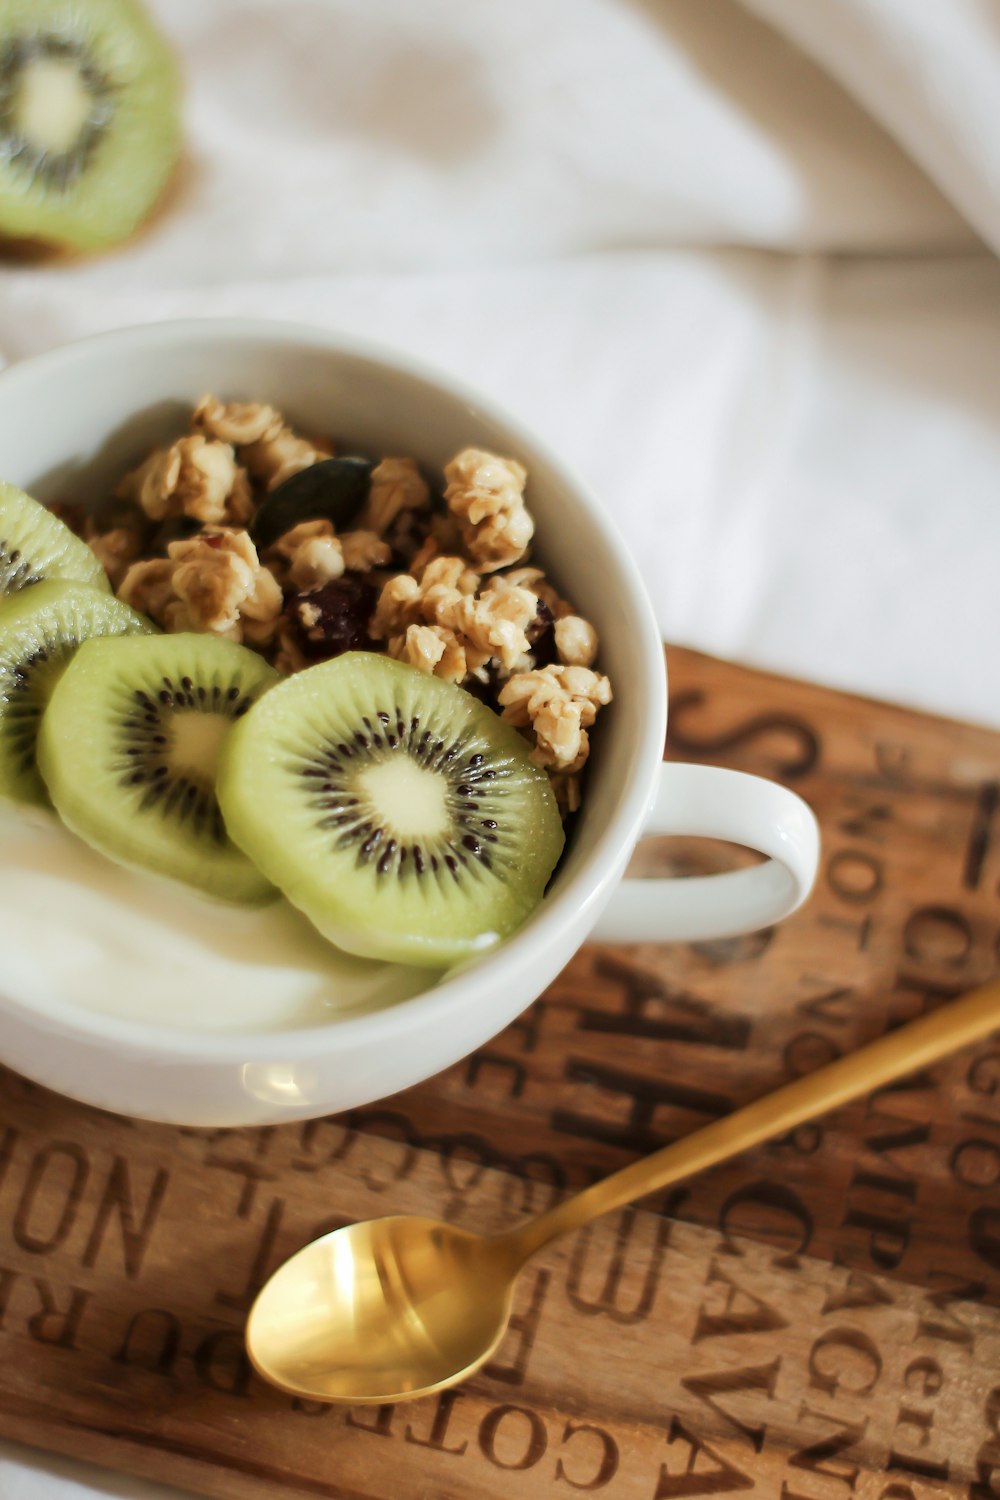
1,646,998,1500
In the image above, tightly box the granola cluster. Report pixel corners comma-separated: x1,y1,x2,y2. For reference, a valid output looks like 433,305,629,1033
118,529,283,645
77,397,612,815
443,449,534,571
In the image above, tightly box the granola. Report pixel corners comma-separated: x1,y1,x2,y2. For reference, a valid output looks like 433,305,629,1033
366,457,431,535
119,527,282,645
443,448,534,571
117,434,243,526
241,425,329,490
89,395,611,816
84,524,142,591
498,665,612,773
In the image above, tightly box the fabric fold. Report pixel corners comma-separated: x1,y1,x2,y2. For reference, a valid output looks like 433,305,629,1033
741,0,1000,255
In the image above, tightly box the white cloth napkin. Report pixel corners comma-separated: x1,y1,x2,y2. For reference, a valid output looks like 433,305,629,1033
744,0,1000,256
2,2,1000,1496
1,0,997,730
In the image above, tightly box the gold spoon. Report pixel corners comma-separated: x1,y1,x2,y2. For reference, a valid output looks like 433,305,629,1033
246,977,1000,1405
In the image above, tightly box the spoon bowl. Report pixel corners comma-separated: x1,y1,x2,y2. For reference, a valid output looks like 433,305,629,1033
247,1216,516,1404
246,980,1000,1405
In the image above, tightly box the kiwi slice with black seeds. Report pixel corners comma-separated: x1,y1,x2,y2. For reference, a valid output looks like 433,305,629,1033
0,0,182,253
0,579,150,803
217,652,565,966
38,633,280,903
0,479,110,598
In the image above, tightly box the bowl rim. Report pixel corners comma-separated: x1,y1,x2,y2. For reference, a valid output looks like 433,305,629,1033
0,316,667,1061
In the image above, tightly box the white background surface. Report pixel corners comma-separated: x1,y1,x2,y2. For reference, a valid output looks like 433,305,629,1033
2,0,999,1494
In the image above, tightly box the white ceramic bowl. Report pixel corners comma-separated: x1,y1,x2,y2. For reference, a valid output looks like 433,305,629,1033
0,320,819,1126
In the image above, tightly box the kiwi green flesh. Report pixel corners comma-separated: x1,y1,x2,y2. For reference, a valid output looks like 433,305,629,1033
0,0,182,252
0,579,150,804
218,652,566,967
38,633,280,904
0,479,110,597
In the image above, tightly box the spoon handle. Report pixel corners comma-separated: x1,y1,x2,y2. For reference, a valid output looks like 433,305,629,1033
507,976,1000,1263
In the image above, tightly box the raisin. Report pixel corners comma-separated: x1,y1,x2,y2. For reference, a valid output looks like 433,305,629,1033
463,665,502,711
285,576,378,661
526,597,557,667
385,507,425,567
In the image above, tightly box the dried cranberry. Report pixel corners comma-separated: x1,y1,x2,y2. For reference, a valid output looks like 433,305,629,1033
285,577,378,661
526,598,557,667
463,665,503,711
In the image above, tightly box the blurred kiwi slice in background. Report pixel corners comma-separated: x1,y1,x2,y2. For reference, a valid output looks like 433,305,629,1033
0,0,182,253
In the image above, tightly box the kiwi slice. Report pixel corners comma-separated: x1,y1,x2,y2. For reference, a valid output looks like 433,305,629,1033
38,633,280,903
218,652,565,966
0,579,150,803
0,479,110,598
0,0,182,253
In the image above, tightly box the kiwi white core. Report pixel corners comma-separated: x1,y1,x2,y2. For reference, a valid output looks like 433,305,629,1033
169,711,230,784
14,58,93,155
357,757,449,839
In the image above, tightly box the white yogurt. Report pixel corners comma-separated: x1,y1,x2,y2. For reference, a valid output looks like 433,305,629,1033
0,802,436,1034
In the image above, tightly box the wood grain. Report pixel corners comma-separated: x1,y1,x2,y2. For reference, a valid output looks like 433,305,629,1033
0,646,998,1500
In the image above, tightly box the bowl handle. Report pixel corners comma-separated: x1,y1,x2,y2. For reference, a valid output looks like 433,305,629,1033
591,763,820,944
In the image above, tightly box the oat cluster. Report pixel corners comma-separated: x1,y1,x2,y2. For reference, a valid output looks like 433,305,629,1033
76,397,613,814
